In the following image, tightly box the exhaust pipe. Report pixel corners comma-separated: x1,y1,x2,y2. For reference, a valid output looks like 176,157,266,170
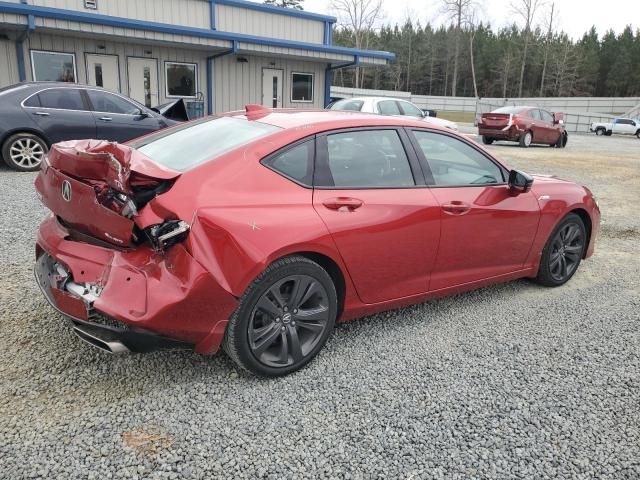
73,325,130,354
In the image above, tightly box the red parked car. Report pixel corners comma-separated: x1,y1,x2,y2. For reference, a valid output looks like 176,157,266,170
35,106,599,376
479,106,567,148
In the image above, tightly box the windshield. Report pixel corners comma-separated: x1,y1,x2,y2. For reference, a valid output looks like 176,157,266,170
492,106,528,114
132,116,281,171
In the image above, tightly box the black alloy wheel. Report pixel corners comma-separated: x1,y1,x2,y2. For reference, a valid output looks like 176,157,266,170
535,213,586,287
248,274,331,368
224,256,337,376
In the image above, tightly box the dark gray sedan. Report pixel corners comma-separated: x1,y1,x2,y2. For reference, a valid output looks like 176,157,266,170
0,82,181,171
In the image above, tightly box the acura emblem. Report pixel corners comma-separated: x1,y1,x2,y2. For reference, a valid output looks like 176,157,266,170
61,180,72,202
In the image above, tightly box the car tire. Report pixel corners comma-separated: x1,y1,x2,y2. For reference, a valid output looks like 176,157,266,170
604,130,612,136
635,130,640,139
534,213,586,287
223,255,337,377
1,132,48,172
595,128,605,136
554,132,568,148
482,136,494,145
519,131,532,148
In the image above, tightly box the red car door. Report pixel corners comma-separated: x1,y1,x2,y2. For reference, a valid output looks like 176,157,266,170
313,128,441,303
538,109,560,144
409,129,540,291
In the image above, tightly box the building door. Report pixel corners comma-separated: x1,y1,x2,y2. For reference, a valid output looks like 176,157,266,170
86,54,120,92
262,68,283,108
127,57,158,108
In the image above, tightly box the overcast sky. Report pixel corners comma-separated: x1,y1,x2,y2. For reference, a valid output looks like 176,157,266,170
301,0,639,40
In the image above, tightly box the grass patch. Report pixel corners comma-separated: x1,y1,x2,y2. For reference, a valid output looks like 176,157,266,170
436,111,476,123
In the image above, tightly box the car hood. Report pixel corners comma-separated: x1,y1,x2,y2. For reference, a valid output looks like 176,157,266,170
423,116,458,130
152,99,190,122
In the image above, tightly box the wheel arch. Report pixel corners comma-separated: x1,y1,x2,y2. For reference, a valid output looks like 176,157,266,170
293,251,346,319
569,208,592,259
0,128,51,149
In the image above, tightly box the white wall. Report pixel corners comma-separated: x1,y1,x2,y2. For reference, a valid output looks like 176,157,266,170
214,54,325,112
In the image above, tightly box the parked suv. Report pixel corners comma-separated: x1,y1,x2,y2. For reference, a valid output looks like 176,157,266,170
590,118,640,138
0,82,181,171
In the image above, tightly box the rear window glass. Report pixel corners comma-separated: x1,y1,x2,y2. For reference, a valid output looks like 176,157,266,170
492,106,528,114
132,116,281,171
330,99,364,111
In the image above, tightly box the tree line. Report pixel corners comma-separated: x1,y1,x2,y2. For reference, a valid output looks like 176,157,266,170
330,19,640,98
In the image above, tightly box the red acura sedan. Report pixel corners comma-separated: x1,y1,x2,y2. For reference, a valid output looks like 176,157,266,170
35,106,599,376
479,106,568,148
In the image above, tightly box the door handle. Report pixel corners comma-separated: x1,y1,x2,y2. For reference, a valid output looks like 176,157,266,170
99,116,113,121
33,111,50,116
322,197,364,212
442,201,471,215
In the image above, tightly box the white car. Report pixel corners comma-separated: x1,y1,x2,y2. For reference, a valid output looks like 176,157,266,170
328,96,459,131
590,118,640,138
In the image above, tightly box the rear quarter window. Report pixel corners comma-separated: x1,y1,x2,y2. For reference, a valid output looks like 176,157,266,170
262,139,314,186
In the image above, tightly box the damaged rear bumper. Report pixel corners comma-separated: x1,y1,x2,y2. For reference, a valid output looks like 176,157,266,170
35,215,239,355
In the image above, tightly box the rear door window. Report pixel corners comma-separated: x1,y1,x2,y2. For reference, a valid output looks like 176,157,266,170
317,129,415,188
36,88,86,111
377,100,401,116
529,109,541,120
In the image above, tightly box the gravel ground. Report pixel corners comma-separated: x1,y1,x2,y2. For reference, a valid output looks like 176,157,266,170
1,133,639,479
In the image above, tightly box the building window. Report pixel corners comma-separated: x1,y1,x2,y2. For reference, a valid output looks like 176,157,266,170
291,72,313,102
165,62,197,98
30,50,77,83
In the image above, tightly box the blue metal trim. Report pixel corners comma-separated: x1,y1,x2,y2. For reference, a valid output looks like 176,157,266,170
27,13,35,30
209,0,216,30
323,21,330,45
16,40,26,82
216,0,336,23
0,2,394,61
206,41,239,114
323,56,360,107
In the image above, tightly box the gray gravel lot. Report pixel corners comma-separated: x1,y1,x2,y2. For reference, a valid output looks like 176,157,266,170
1,133,639,479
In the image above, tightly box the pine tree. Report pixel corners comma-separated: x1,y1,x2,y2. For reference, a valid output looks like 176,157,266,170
263,0,303,10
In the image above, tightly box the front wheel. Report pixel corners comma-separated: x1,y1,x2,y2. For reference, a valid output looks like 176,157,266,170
519,131,532,148
554,132,568,148
223,256,337,377
534,213,586,287
595,128,605,136
1,132,48,172
636,130,640,139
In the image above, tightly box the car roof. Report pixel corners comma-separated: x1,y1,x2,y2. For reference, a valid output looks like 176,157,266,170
227,108,441,133
336,96,413,103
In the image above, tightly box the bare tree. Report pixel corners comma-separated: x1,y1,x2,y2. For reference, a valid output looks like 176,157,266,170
462,7,481,97
511,0,541,97
441,0,476,96
331,0,383,88
539,2,557,96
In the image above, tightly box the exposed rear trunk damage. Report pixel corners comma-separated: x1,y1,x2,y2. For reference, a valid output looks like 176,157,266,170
35,140,186,249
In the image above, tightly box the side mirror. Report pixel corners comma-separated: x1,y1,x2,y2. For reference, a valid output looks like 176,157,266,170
137,110,151,118
508,169,533,194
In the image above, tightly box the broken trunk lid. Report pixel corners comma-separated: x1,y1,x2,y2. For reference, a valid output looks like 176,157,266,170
36,140,181,248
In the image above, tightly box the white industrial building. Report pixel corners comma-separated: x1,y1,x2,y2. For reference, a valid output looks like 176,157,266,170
0,0,393,115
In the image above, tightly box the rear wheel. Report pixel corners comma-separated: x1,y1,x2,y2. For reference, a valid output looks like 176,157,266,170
223,256,337,377
482,136,494,145
534,213,586,287
1,132,48,172
519,131,532,148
